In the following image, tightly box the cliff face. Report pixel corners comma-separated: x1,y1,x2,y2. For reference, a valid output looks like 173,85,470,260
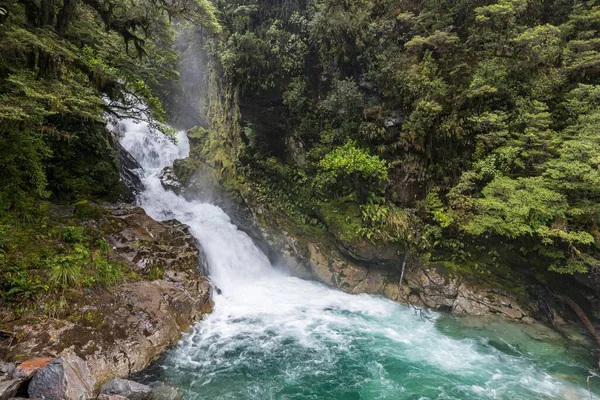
0,203,212,391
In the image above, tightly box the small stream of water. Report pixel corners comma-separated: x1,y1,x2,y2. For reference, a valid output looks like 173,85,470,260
113,118,597,399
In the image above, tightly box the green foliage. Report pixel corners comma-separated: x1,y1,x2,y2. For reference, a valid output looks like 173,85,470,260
0,0,221,209
358,196,415,244
0,204,125,307
48,245,87,290
317,141,388,202
206,0,600,276
60,226,85,244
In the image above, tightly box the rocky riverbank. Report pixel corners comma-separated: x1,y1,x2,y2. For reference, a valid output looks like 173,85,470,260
0,203,212,399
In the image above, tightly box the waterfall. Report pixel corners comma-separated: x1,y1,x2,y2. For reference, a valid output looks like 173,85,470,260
112,117,593,400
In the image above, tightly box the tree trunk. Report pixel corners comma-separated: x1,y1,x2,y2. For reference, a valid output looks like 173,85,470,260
559,295,600,348
39,0,56,27
56,0,76,36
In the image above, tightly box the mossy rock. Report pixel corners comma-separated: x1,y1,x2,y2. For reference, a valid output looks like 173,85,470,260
318,197,402,265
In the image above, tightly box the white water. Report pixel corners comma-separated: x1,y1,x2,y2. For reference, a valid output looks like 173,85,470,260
113,118,595,399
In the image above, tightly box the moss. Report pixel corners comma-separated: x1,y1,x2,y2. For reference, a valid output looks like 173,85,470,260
318,196,363,243
73,201,107,219
147,264,165,280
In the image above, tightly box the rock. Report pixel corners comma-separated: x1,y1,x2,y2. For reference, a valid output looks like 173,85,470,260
151,385,182,400
158,167,185,195
308,244,335,286
331,257,368,292
0,380,22,400
0,363,15,382
1,204,213,394
28,354,95,400
352,269,387,295
12,358,53,380
112,127,144,199
98,396,128,400
335,236,400,267
452,283,528,320
100,379,153,400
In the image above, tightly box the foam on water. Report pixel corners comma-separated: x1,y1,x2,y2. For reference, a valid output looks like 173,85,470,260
113,118,597,399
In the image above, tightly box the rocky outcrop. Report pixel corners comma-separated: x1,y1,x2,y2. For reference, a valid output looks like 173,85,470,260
1,204,212,394
301,241,533,320
111,133,145,202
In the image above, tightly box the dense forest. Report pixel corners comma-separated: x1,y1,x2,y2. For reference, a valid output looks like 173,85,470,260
0,0,219,305
3,1,600,396
1,0,600,308
201,0,600,280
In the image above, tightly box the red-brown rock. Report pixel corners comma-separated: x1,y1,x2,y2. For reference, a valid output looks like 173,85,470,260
11,358,54,380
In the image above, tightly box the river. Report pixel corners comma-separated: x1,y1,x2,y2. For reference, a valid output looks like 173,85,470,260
113,117,597,399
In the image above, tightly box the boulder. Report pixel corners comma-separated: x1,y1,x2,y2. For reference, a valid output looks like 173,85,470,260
100,379,152,400
158,167,185,195
28,354,95,400
11,358,53,380
0,379,22,400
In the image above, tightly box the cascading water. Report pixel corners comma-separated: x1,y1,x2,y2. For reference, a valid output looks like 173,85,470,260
112,117,598,400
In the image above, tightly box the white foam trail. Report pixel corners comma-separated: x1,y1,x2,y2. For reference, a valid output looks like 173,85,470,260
113,118,593,400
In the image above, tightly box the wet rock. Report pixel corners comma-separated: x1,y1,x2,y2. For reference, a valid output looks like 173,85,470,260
85,273,212,387
102,204,206,276
100,378,152,400
331,258,368,292
28,354,95,400
11,358,53,380
0,379,22,400
404,269,458,310
352,269,388,295
113,136,144,200
453,284,527,320
308,244,334,286
334,236,400,267
158,167,185,195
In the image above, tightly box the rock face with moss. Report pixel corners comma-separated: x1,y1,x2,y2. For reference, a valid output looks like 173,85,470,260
0,203,212,392
236,186,530,319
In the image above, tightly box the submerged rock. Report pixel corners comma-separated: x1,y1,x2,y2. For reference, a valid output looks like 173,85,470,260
28,354,95,400
151,384,182,400
100,378,152,400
